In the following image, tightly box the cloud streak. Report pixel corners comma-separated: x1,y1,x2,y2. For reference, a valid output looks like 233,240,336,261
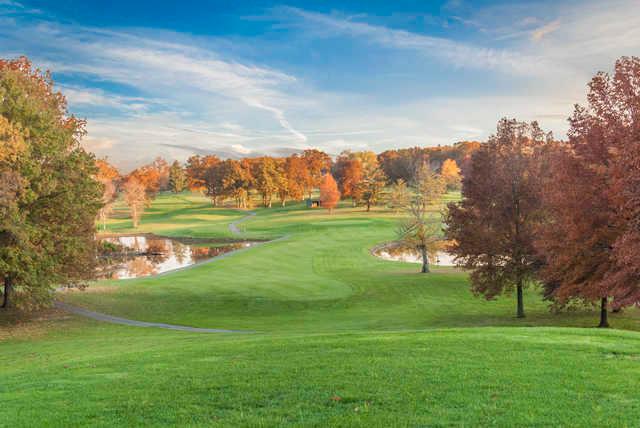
277,6,556,77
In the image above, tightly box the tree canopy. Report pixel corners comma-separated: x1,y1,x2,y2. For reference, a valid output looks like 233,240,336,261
0,57,102,310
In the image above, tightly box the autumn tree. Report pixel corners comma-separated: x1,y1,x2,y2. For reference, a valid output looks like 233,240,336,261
95,159,120,230
0,57,102,310
441,158,462,191
445,118,548,318
378,147,429,183
397,201,443,273
387,179,411,213
185,155,206,192
123,177,146,228
413,163,446,209
359,166,387,212
536,57,640,327
253,157,280,207
128,163,160,206
274,159,290,206
302,149,332,198
319,173,340,213
221,159,252,208
203,162,225,206
168,160,187,193
153,157,171,191
334,151,364,206
284,155,308,202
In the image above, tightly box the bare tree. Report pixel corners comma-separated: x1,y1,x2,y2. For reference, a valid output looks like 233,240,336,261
123,177,146,228
397,200,443,273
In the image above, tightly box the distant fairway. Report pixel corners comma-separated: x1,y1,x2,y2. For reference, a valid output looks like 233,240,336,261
3,192,640,426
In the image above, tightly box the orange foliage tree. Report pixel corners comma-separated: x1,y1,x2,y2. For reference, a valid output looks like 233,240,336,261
302,149,332,198
441,158,461,190
319,173,340,213
95,159,120,230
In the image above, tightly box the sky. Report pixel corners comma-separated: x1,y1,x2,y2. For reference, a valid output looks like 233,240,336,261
1,0,639,171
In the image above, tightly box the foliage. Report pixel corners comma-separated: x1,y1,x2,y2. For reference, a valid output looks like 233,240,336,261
319,173,340,213
123,177,146,228
359,164,387,212
441,158,462,190
387,179,411,212
95,159,119,230
535,56,640,327
252,157,280,208
302,149,332,197
446,118,548,318
378,142,480,183
168,160,187,193
334,151,364,205
412,163,446,209
0,56,102,310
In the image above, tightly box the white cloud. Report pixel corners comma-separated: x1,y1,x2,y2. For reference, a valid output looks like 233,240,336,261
530,20,561,41
231,144,252,154
0,16,308,144
278,6,558,77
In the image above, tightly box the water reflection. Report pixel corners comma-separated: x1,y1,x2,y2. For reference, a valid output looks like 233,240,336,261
372,243,455,266
98,235,255,279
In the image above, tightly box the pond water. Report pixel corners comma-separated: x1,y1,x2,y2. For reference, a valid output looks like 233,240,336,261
372,243,456,266
97,235,256,279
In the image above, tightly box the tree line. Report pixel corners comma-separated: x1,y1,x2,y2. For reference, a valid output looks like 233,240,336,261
95,144,464,227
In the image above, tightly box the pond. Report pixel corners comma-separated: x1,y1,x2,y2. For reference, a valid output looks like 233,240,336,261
97,235,257,279
372,243,456,266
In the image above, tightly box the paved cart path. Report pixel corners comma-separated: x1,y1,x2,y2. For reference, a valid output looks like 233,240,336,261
56,211,271,333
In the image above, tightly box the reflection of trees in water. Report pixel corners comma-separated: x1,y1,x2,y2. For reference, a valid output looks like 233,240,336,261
375,242,449,264
173,241,188,264
126,257,157,277
97,236,254,279
190,243,246,261
146,239,169,264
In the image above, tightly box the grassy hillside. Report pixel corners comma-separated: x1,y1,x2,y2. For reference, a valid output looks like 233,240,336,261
62,192,640,332
3,192,640,426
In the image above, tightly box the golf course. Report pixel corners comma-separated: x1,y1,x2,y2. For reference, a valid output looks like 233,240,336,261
3,192,640,426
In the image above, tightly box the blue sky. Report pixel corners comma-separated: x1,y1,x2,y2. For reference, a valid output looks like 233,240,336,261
1,0,639,170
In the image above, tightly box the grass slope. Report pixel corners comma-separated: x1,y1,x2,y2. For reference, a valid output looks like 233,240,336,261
3,192,640,426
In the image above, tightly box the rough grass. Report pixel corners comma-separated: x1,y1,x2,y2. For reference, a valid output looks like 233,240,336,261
3,191,640,426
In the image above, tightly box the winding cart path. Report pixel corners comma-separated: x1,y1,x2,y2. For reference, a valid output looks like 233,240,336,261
56,211,265,333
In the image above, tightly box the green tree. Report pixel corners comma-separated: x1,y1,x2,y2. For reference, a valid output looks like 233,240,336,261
168,160,187,193
0,57,102,310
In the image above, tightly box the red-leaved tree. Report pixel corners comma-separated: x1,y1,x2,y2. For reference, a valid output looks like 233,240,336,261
446,118,548,318
536,56,640,328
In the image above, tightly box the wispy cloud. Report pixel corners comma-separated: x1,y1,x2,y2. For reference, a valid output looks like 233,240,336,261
276,6,556,77
0,12,309,147
530,20,560,41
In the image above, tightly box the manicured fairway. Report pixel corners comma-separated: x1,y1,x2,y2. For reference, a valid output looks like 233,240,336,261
3,192,640,426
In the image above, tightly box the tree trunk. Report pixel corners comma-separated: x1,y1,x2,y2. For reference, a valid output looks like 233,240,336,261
599,297,610,328
516,282,525,318
366,201,371,212
420,247,430,273
2,276,12,309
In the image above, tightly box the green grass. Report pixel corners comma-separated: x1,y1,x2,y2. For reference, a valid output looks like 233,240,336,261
3,191,640,426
